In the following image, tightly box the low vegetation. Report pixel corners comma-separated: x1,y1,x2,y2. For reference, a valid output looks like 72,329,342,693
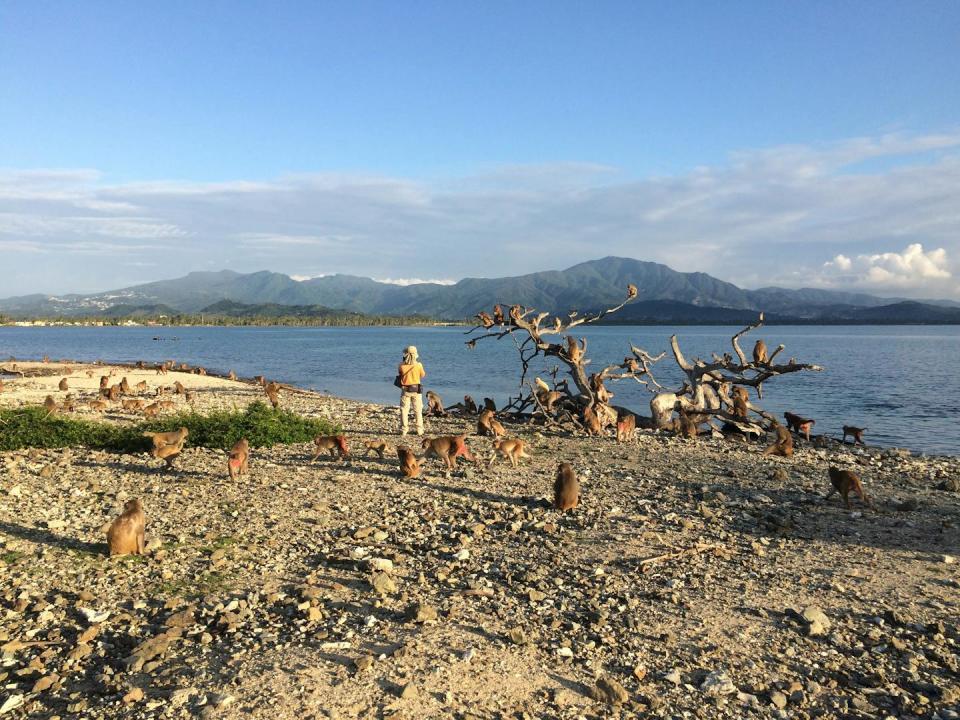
0,401,338,452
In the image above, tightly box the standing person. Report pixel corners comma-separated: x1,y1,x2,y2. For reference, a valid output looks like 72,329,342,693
397,345,426,436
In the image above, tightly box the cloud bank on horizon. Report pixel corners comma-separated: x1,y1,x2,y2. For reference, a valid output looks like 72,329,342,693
1,131,958,299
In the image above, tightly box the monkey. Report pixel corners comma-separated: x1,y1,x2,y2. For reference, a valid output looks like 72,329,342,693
493,304,505,325
731,386,749,419
135,361,145,369
589,373,613,403
752,340,768,366
554,463,580,512
564,336,583,364
483,397,497,412
134,380,148,393
762,423,794,457
179,363,190,371
227,438,249,481
477,408,496,436
489,438,530,468
627,283,638,299
254,375,267,387
184,391,195,404
152,439,186,468
463,395,478,415
143,403,160,418
363,439,392,459
616,413,636,442
106,498,146,556
426,390,446,417
155,385,168,397
85,369,94,379
476,311,494,329
60,396,75,413
421,435,477,470
41,355,50,364
227,370,237,381
87,399,109,412
265,382,280,409
106,384,121,402
120,377,131,395
397,445,421,478
783,411,815,441
623,357,641,373
43,395,58,416
173,381,186,395
842,425,866,445
99,375,110,391
157,400,175,411
509,304,523,326
827,467,871,509
195,367,207,376
312,434,350,461
676,408,700,440
0,378,4,394
155,363,168,375
142,427,189,452
58,378,69,391
582,405,603,436
122,399,144,411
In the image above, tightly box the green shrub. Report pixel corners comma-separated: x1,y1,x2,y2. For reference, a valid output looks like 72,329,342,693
0,402,338,453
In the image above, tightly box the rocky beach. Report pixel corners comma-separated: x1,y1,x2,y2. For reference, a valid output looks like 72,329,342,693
0,361,958,719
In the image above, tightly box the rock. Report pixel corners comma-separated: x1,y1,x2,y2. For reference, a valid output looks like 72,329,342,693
398,682,418,700
370,571,397,595
528,589,546,602
943,554,956,564
665,669,682,685
508,628,527,645
770,468,789,483
801,606,831,635
353,526,374,539
0,695,23,715
590,676,629,705
407,603,438,624
354,655,374,672
700,671,737,696
32,674,58,693
769,690,787,709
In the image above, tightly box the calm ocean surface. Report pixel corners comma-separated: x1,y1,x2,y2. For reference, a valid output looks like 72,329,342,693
1,325,958,455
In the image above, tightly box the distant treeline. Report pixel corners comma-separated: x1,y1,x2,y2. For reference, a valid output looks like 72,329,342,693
1,313,445,327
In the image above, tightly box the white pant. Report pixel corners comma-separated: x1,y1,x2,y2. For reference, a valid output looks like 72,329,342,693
400,391,424,435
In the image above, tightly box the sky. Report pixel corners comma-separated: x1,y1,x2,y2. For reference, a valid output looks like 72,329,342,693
1,1,959,298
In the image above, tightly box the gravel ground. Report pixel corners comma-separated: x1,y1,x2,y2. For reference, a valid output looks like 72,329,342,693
0,363,958,720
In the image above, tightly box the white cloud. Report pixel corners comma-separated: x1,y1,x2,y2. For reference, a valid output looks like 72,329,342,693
375,277,457,286
2,131,960,297
817,243,951,290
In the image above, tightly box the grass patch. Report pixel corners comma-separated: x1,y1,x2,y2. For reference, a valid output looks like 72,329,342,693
0,550,26,565
0,401,338,452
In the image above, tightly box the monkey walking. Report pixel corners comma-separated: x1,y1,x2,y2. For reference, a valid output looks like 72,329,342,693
421,435,477,470
227,438,249,481
363,439,392,459
489,438,531,468
107,499,146,556
842,425,866,445
554,463,580,512
784,411,815,441
312,434,350,461
827,467,872,509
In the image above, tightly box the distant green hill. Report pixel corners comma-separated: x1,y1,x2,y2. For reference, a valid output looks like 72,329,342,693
2,256,958,324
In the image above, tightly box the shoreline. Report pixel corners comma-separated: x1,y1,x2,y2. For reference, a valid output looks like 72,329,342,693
2,356,957,459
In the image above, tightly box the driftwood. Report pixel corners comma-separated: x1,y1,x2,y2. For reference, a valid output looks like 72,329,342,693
638,542,724,568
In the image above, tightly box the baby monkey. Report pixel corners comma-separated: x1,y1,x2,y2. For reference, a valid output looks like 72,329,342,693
422,435,477,470
107,498,146,556
312,434,350,461
489,438,531,468
227,438,249,480
827,467,872,509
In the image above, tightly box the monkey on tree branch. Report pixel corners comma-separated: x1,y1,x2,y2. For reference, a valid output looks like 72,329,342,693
465,283,666,427
648,312,824,438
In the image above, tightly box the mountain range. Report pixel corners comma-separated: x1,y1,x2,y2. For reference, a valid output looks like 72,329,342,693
1,257,958,323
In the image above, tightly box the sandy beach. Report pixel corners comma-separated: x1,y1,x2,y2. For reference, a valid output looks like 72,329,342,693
0,361,958,719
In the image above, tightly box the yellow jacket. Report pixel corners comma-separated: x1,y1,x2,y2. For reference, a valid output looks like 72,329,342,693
398,362,426,386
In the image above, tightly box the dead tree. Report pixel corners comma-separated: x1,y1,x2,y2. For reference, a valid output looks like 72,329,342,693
466,285,663,427
648,313,823,435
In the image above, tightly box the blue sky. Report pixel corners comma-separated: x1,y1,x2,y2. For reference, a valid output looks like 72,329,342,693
1,1,959,297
